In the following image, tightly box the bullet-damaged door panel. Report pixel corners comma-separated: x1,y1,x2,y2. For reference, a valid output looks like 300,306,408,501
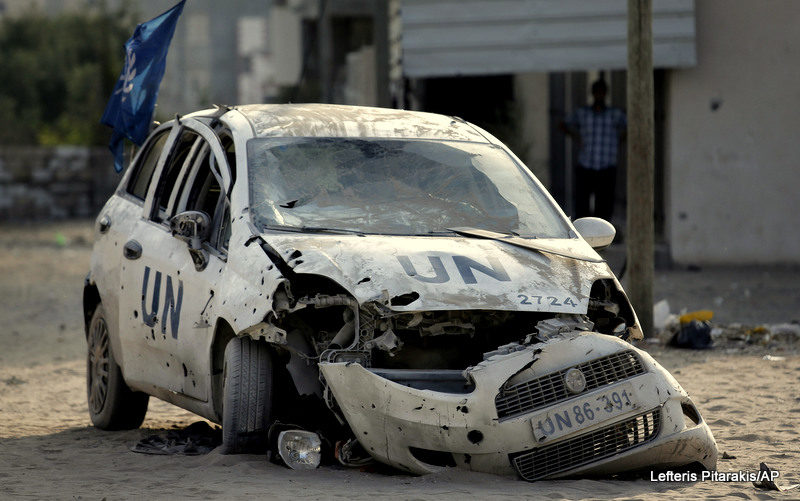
83,104,715,480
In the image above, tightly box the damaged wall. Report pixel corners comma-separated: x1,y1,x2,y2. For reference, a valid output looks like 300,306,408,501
0,147,120,221
666,0,800,264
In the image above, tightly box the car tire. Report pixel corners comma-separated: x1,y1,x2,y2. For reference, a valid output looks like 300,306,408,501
87,304,149,430
221,336,274,454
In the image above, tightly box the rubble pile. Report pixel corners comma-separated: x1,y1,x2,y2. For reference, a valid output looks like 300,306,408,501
649,299,800,354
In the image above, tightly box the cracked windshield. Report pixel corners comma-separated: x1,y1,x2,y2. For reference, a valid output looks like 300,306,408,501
247,137,570,237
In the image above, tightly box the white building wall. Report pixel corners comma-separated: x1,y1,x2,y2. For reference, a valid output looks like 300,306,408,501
268,6,302,88
237,16,270,104
667,0,800,264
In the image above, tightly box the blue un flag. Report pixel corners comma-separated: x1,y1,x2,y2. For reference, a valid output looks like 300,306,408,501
101,0,186,172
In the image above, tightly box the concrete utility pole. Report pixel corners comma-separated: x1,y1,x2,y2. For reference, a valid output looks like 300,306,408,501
626,0,655,337
373,0,391,108
319,0,333,103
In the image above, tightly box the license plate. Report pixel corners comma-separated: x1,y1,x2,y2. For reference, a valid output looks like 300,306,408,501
531,382,640,443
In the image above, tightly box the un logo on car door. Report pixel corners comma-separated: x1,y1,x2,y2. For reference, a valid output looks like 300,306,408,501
141,266,183,339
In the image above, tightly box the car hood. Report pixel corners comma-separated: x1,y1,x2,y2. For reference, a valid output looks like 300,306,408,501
262,233,614,313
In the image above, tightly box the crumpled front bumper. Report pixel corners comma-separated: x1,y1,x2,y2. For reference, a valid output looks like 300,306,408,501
319,332,717,480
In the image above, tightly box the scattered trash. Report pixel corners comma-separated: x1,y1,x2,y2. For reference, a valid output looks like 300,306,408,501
4,376,26,386
762,355,786,362
720,451,737,460
131,421,220,455
653,300,670,331
768,323,800,339
54,232,67,247
659,320,798,354
652,300,680,343
277,430,322,470
679,310,713,324
752,462,800,492
669,320,713,350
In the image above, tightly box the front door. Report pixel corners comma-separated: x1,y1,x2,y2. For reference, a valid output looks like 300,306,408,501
119,119,232,402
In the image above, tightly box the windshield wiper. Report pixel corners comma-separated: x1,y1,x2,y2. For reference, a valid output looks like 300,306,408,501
419,229,522,237
300,226,366,235
447,226,602,262
419,230,460,236
260,224,366,236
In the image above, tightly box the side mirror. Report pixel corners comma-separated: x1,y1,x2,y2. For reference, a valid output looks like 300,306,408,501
573,217,616,250
169,210,211,270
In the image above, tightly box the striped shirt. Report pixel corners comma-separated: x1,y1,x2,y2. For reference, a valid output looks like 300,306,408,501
566,106,627,170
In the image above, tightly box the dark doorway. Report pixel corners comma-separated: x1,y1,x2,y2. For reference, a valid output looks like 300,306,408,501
548,70,666,238
412,75,522,155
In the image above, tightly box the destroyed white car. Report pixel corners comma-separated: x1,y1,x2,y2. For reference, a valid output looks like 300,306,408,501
84,103,717,480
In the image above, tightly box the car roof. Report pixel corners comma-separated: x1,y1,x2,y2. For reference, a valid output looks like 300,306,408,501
233,103,490,142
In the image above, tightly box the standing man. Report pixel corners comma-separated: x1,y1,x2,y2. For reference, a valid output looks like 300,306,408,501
561,79,626,222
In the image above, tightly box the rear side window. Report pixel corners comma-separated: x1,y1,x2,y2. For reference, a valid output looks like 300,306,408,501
128,131,169,200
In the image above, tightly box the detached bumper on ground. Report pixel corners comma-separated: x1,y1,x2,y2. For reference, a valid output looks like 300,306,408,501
320,332,717,481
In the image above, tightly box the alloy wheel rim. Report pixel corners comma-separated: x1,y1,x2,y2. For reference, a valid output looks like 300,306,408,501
87,316,110,414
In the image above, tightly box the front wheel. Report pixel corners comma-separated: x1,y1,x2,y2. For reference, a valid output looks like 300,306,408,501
221,336,274,454
87,304,149,430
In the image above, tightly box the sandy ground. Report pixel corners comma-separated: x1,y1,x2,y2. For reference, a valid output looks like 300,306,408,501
1,220,799,500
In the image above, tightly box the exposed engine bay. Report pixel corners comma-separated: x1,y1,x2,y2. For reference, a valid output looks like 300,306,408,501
248,274,642,441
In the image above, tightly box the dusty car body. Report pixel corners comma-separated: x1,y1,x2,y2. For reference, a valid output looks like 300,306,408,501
84,103,717,480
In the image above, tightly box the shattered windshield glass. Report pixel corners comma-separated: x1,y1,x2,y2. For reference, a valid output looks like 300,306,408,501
247,137,570,237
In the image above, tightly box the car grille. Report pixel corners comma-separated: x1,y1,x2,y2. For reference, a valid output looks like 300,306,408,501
495,350,645,420
510,408,661,481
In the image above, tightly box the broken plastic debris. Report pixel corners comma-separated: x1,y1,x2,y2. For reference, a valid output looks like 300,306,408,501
679,310,713,324
3,376,26,386
335,438,374,467
720,451,737,460
752,462,800,492
762,355,786,362
277,430,322,470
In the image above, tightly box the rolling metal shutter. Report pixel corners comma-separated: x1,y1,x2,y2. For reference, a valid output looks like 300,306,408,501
402,0,696,77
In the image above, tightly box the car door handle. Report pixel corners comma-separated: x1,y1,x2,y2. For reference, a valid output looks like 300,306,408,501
123,240,142,260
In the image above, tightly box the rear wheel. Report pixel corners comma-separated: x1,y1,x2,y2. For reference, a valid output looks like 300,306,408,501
221,336,274,453
87,304,149,430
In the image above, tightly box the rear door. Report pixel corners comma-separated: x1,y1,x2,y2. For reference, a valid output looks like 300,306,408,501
118,119,232,401
93,125,173,375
